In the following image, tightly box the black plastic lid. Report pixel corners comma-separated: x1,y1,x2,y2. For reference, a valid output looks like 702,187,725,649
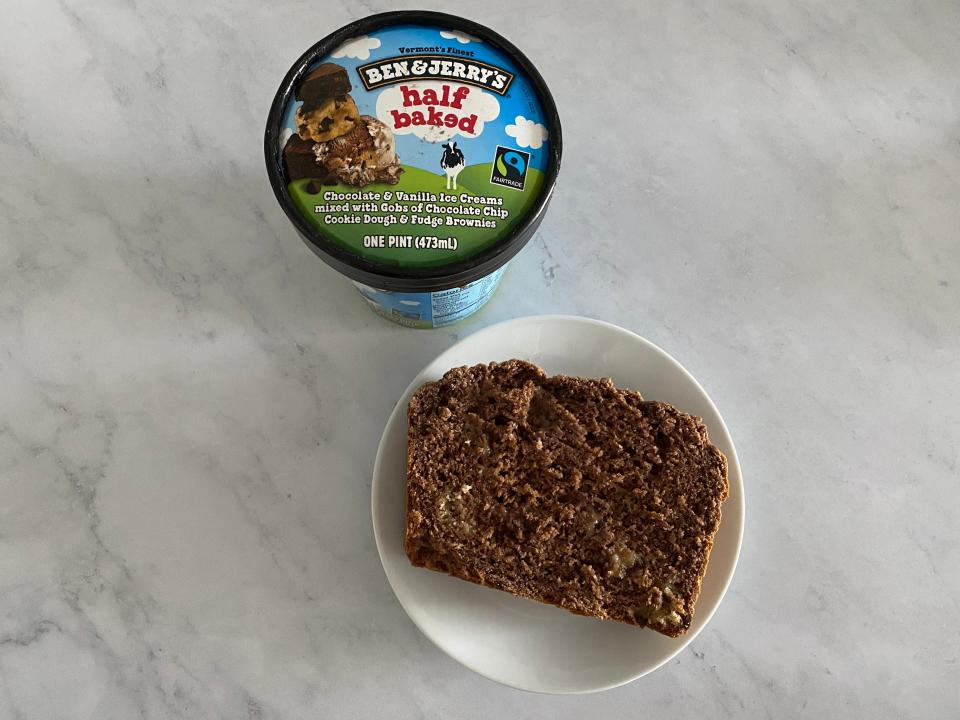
264,10,561,292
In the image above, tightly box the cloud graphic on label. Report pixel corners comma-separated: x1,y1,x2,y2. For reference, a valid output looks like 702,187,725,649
439,30,481,44
331,35,381,60
505,116,549,149
376,82,500,142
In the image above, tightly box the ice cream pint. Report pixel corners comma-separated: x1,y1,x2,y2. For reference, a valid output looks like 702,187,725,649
265,11,561,328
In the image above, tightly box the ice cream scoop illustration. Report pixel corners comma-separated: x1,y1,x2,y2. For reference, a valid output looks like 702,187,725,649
284,62,402,187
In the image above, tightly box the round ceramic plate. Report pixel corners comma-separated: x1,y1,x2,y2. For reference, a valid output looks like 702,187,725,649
372,315,744,693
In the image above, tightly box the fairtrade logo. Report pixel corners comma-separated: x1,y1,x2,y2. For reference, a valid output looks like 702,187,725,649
490,145,530,191
496,151,526,178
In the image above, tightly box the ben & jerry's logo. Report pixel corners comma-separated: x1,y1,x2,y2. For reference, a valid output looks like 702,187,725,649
357,55,514,95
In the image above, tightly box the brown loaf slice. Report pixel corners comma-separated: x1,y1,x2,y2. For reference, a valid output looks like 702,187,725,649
405,360,728,637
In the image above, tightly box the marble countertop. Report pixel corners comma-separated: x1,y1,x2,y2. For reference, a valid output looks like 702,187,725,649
2,0,958,717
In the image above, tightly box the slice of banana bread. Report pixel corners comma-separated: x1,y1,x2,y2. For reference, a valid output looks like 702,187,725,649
405,360,728,637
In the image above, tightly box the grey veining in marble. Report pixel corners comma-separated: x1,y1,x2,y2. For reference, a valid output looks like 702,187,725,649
1,0,958,717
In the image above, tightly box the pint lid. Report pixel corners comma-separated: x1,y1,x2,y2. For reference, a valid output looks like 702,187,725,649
265,11,561,284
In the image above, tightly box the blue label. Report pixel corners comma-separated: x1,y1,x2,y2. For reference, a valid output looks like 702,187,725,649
353,265,506,328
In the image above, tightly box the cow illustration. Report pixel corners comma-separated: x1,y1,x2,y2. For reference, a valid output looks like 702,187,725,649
440,141,465,190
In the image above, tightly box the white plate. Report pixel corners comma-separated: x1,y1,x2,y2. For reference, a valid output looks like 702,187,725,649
372,315,744,693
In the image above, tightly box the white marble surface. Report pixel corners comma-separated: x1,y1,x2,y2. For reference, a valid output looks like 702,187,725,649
1,0,957,716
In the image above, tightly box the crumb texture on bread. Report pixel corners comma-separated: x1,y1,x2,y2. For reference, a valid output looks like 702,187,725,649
405,360,728,637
